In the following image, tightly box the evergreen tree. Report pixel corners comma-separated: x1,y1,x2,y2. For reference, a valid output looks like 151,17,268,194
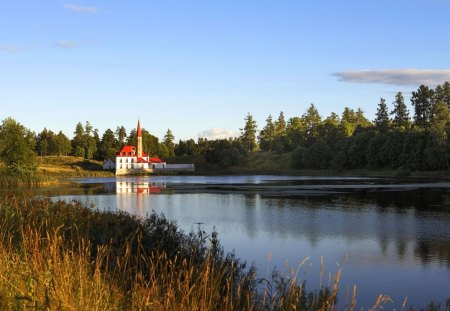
355,108,372,128
98,129,119,160
302,103,322,146
115,126,127,149
434,81,450,107
258,115,275,151
163,129,175,157
374,98,390,132
411,85,434,127
72,122,85,157
391,92,410,129
240,113,258,152
71,122,97,159
286,117,305,150
274,111,286,135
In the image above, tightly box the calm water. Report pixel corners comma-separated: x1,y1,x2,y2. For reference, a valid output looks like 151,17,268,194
16,175,450,308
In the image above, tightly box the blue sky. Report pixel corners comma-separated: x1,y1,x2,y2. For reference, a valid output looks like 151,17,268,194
1,0,450,141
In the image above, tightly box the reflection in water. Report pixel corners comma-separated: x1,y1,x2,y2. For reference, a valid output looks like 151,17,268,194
17,176,450,308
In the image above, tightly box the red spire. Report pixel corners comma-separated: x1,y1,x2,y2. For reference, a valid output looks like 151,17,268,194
137,119,142,137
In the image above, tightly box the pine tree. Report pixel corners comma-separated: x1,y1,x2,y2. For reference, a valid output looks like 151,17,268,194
274,111,286,135
163,129,175,157
374,98,390,132
391,92,410,129
258,115,275,151
411,85,434,127
240,113,258,152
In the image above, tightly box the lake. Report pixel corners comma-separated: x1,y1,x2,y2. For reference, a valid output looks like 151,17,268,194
13,175,450,309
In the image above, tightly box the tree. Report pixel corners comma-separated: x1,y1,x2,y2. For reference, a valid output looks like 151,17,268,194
274,111,286,136
318,112,343,146
434,82,450,107
163,129,175,157
303,103,322,146
71,122,97,159
340,107,357,136
411,85,434,127
286,117,305,150
374,98,390,132
98,129,119,160
52,131,71,156
115,126,127,149
391,92,410,129
355,108,372,129
258,115,275,151
127,128,160,157
0,118,37,175
36,128,56,156
240,113,258,152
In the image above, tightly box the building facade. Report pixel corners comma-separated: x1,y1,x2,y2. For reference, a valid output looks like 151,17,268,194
115,120,166,175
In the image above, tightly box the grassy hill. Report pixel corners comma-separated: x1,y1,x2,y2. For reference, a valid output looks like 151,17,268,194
37,156,114,178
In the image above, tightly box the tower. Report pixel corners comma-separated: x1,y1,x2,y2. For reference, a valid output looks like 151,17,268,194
137,119,143,157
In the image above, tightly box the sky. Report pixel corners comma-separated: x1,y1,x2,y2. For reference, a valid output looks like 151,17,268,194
1,0,450,141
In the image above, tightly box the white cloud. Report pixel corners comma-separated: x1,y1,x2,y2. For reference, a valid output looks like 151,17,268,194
198,128,239,140
0,45,20,53
56,40,78,49
64,3,98,13
55,39,97,49
334,69,450,87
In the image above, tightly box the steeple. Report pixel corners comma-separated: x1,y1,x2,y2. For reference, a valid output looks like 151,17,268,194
137,119,142,137
137,119,143,157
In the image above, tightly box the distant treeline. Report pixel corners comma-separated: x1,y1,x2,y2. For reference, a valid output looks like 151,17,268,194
1,82,450,175
177,82,450,171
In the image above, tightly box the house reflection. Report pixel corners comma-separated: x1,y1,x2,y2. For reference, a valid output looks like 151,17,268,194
116,181,166,195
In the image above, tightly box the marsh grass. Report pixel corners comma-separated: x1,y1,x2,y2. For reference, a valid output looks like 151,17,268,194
0,194,447,310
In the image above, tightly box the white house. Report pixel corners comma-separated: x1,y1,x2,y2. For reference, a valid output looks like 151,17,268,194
115,119,166,175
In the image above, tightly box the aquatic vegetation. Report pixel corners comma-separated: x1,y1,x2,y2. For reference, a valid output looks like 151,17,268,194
0,194,447,310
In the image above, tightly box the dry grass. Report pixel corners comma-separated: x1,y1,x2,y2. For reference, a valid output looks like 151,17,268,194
0,195,447,310
36,156,114,178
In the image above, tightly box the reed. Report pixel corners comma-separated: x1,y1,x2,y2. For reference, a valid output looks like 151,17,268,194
0,194,447,310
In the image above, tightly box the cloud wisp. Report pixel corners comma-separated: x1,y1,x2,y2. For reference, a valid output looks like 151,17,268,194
334,69,450,87
198,128,239,140
0,45,26,53
55,39,97,49
64,3,99,13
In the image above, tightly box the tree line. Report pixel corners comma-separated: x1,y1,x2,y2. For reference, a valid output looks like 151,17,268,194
0,119,177,176
176,82,450,171
1,81,450,176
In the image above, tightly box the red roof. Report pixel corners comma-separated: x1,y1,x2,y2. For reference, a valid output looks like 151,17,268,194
137,157,149,163
137,119,142,137
150,157,164,163
117,145,136,156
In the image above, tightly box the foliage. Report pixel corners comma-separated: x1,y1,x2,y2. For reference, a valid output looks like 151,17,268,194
163,129,175,157
0,195,377,310
71,122,97,159
240,113,258,152
391,92,410,129
374,98,390,132
0,118,37,176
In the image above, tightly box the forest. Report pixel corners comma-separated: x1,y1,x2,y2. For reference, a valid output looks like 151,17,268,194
1,82,450,176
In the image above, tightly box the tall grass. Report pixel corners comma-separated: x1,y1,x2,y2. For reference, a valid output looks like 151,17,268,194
0,194,447,310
